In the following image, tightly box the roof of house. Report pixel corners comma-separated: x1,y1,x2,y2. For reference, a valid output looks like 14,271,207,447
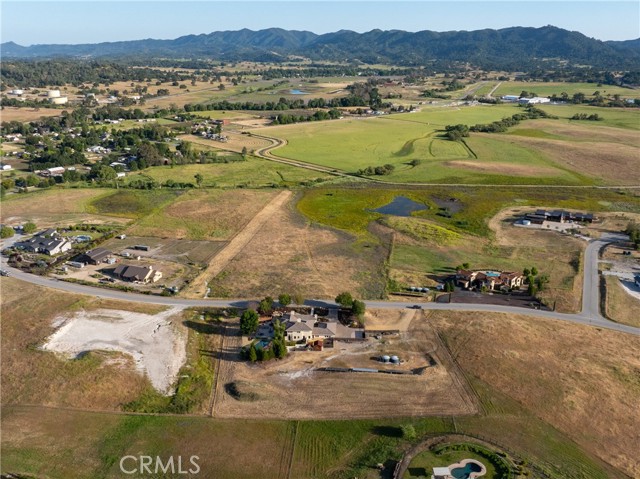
79,247,111,262
114,264,153,281
16,235,68,253
39,228,58,237
286,321,313,333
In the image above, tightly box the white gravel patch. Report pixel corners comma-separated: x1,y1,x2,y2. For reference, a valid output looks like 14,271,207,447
42,307,187,395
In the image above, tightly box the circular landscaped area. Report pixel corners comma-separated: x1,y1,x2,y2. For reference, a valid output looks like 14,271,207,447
404,442,512,479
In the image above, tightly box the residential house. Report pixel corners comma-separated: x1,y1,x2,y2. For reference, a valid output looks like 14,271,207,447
15,229,72,256
456,269,524,291
257,311,364,344
75,247,112,265
525,210,596,224
113,264,162,283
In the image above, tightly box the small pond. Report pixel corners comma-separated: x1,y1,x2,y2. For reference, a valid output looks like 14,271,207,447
451,461,483,479
289,89,309,95
371,196,427,217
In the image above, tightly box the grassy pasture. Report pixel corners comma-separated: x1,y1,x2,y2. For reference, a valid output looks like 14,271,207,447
433,311,640,478
494,81,640,99
604,276,640,327
1,344,622,479
0,188,132,226
536,103,640,130
297,186,640,239
258,104,617,184
89,189,181,219
128,189,279,240
127,157,331,189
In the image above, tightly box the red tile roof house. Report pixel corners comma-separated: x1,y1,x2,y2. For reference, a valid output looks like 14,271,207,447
456,269,524,291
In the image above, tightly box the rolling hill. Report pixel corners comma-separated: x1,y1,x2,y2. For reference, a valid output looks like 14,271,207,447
2,26,639,69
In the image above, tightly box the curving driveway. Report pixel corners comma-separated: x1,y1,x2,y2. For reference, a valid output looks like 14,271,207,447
1,233,639,336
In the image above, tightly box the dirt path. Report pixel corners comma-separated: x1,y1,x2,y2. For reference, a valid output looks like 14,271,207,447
183,190,293,297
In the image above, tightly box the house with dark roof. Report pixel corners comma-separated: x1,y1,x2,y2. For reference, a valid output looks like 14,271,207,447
15,230,72,256
113,264,162,283
524,210,596,224
75,247,112,265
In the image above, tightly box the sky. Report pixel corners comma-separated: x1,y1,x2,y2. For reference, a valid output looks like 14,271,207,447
2,1,639,45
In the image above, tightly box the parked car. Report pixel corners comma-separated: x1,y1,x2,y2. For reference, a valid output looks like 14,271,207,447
0,269,10,277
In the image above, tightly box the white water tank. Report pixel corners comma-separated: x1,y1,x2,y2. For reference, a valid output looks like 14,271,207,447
47,89,61,98
381,355,390,363
390,355,400,364
50,96,68,105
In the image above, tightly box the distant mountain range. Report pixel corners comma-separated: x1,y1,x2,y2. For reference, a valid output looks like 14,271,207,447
2,26,639,69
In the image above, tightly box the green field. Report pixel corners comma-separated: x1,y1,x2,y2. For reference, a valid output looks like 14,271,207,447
127,157,332,188
535,104,640,130
89,189,181,219
256,104,609,184
297,186,640,238
494,81,640,99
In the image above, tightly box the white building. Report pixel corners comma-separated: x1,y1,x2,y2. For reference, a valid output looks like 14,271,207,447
518,97,551,105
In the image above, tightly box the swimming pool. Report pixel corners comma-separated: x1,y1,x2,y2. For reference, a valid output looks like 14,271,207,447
450,461,482,479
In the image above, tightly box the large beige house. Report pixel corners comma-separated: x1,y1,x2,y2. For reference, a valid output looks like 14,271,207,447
456,269,524,291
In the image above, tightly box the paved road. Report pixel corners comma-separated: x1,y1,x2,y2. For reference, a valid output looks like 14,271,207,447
2,233,639,336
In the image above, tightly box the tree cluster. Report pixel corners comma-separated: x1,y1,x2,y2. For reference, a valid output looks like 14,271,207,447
444,124,470,141
356,164,395,176
469,106,557,133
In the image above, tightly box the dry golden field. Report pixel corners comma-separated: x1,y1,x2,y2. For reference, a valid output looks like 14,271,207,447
431,310,640,478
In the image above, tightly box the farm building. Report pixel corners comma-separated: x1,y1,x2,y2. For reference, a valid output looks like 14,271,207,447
518,96,550,105
113,264,162,283
75,247,112,265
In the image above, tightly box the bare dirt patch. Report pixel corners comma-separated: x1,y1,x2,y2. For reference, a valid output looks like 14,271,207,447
43,307,187,394
446,160,558,177
431,310,640,478
213,317,476,420
0,278,168,410
364,308,416,331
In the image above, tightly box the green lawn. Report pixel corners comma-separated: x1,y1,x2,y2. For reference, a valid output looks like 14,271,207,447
404,448,499,478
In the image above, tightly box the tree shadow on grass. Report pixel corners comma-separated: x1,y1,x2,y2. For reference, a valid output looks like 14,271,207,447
372,425,403,438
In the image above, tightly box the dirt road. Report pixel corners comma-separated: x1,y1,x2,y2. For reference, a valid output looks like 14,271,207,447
182,190,293,297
